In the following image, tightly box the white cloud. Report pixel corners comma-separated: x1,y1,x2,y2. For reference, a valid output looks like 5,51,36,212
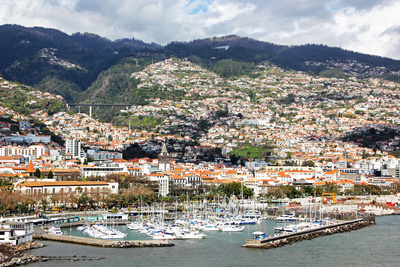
0,0,399,59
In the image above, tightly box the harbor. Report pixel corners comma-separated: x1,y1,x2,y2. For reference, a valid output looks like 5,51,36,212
1,197,398,266
25,215,400,267
31,206,379,250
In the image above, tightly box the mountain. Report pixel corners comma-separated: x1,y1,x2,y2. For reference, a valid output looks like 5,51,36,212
1,24,400,105
0,24,161,101
166,35,400,72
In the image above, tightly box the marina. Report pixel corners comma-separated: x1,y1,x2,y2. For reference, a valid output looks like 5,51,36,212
32,208,376,250
26,215,400,267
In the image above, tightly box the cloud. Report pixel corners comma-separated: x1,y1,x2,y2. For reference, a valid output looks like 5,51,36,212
0,0,399,59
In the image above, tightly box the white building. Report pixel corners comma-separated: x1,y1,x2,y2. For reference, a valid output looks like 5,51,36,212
80,162,128,177
245,159,269,171
0,133,51,144
0,144,46,159
158,143,171,171
147,173,169,197
65,138,82,159
0,220,33,245
87,150,123,161
14,180,119,196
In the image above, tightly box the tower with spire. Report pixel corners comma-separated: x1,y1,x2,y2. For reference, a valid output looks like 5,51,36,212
26,160,35,177
158,143,170,171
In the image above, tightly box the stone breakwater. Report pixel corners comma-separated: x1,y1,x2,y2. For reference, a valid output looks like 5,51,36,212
0,241,46,266
34,233,175,248
110,241,174,248
243,218,375,249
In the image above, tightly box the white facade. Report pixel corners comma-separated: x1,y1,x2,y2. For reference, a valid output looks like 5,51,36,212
0,133,51,144
14,180,119,195
65,138,82,158
0,145,46,159
147,174,169,197
87,150,123,161
158,143,171,171
0,221,33,245
80,162,128,177
245,159,269,171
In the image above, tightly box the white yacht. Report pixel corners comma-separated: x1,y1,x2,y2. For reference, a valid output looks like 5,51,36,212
276,213,298,222
220,225,244,232
48,226,64,235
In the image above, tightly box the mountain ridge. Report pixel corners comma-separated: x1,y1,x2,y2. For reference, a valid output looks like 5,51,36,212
1,24,400,105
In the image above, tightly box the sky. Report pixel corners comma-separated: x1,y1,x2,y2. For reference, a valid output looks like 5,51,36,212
1,0,400,60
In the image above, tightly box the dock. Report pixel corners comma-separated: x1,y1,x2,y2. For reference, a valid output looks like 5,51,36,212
33,234,174,248
242,217,375,249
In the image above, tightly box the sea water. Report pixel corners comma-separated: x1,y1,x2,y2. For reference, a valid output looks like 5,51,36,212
29,216,400,267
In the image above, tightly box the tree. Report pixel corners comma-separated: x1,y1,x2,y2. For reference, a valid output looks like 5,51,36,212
34,168,41,178
302,160,315,167
218,182,254,198
280,185,300,199
79,194,94,210
48,170,54,179
322,181,339,194
10,124,19,132
303,186,315,196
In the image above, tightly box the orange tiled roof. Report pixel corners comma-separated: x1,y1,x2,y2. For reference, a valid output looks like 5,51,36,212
26,160,35,173
16,181,109,187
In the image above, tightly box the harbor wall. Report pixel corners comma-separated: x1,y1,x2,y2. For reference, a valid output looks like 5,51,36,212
33,234,174,248
243,217,375,249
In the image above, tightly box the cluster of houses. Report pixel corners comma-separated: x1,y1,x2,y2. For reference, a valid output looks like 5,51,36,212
2,139,398,200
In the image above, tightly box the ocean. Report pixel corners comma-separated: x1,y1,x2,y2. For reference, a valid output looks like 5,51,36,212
29,215,400,267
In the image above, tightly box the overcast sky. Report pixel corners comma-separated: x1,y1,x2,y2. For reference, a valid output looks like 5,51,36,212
1,0,400,59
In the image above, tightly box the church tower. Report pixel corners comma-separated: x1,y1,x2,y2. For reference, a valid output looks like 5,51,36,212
158,143,170,171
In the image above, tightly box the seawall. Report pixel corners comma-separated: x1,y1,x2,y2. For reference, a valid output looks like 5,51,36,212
33,234,174,248
242,217,375,249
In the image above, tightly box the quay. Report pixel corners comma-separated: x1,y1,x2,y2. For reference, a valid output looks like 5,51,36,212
242,217,375,249
33,234,174,248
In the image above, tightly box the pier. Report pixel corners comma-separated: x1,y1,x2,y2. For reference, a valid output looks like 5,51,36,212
33,234,174,248
242,217,375,249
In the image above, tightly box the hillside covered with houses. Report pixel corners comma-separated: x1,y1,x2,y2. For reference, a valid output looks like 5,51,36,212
1,55,400,215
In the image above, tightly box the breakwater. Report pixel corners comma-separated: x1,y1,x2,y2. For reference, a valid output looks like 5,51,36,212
243,217,375,249
33,233,174,248
0,241,45,267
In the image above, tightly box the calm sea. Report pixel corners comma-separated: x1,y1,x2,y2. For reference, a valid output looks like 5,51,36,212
29,215,400,267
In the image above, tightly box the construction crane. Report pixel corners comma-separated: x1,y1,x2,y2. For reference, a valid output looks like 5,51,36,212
322,192,337,204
